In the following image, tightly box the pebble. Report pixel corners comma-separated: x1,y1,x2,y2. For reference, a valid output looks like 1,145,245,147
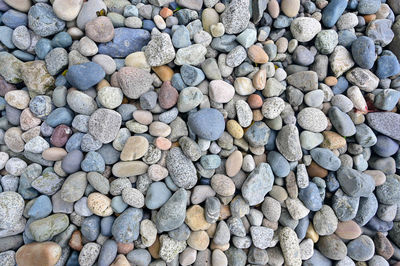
290,17,321,42
16,242,61,266
279,227,302,266
347,235,375,261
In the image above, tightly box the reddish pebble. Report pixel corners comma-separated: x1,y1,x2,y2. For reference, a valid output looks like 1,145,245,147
50,125,72,147
158,81,178,109
69,230,83,251
154,137,171,150
247,94,263,109
117,242,134,254
160,7,173,18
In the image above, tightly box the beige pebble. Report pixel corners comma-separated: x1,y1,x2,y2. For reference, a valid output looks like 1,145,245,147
120,136,149,161
211,174,235,196
149,121,171,137
125,52,150,71
133,110,153,125
16,242,61,266
187,231,209,251
112,161,149,178
42,147,67,161
185,205,211,231
5,90,30,109
20,108,41,131
87,192,113,216
225,150,243,177
4,127,24,153
148,164,168,181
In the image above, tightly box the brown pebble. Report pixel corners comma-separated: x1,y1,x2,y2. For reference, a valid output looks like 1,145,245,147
16,242,62,266
69,230,83,251
160,7,173,18
225,150,243,177
307,161,328,178
158,81,179,109
335,221,362,240
152,66,174,81
50,125,72,147
321,131,346,149
364,14,376,23
219,205,231,221
252,109,264,121
248,45,269,64
247,94,263,109
324,76,338,86
148,235,161,259
117,243,134,255
374,232,394,260
252,69,266,90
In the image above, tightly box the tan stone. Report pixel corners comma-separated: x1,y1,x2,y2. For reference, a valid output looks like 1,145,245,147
111,255,130,266
120,136,149,161
16,242,62,266
248,45,269,64
252,69,267,91
364,170,386,186
226,120,244,139
4,0,31,12
87,192,113,216
112,161,149,178
187,231,210,251
306,223,319,243
185,205,211,231
321,131,346,149
152,65,174,81
225,150,243,177
42,147,67,161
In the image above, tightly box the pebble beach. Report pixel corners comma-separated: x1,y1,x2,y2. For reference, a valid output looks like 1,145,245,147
0,0,400,265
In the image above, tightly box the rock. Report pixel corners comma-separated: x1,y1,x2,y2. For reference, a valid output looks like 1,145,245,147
287,71,318,91
321,0,348,28
220,0,250,34
53,0,83,21
178,87,203,112
347,235,375,261
290,17,321,42
166,147,197,189
29,214,69,242
242,163,274,206
0,52,23,84
329,45,355,77
375,176,400,204
313,205,338,235
297,108,328,133
351,36,376,69
332,189,359,221
118,68,153,101
367,112,400,141
261,97,285,119
21,60,55,94
299,182,323,211
346,67,379,92
188,108,225,141
98,28,150,58
211,174,235,197
0,191,24,229
358,0,381,14
145,33,176,66
367,19,395,47
317,234,347,260
66,62,105,91
276,124,303,162
156,188,187,232
112,208,142,243
337,167,375,197
209,80,235,103
310,148,341,171
16,242,61,266
175,44,207,66
354,193,378,226
87,192,113,216
28,3,65,37
159,235,186,263
60,172,87,203
89,108,121,144
328,106,356,137
279,227,301,266
79,243,101,266
85,16,114,43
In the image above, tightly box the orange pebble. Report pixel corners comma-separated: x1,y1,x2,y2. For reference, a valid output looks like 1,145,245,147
324,76,337,86
117,242,134,255
364,14,376,23
247,94,263,109
154,137,172,150
152,65,174,81
160,7,173,18
69,230,83,251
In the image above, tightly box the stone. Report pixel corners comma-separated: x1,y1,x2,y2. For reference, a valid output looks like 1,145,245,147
145,33,175,66
317,234,347,260
276,124,302,162
347,235,375,261
89,109,121,144
188,108,225,141
85,16,114,43
313,205,338,236
53,0,83,21
117,67,152,100
290,17,321,42
28,3,65,37
16,242,61,266
279,227,301,266
98,28,150,58
156,188,187,232
166,148,197,189
241,163,274,206
0,192,24,229
112,208,142,243
351,36,376,69
29,214,69,242
346,67,379,92
21,60,55,94
211,174,235,197
220,0,250,34
321,0,348,28
329,45,355,77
